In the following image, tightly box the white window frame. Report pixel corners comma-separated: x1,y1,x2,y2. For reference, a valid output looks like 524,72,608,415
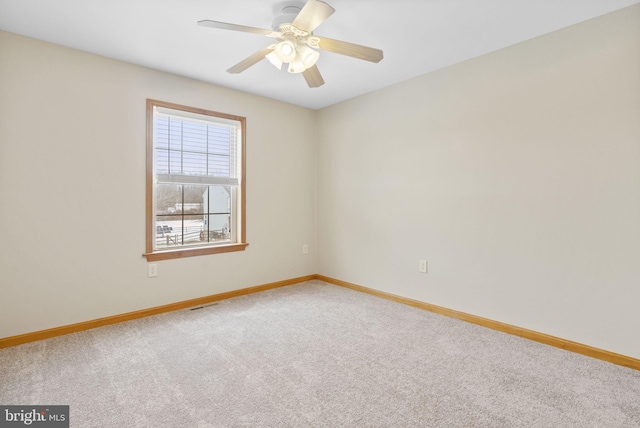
144,99,247,261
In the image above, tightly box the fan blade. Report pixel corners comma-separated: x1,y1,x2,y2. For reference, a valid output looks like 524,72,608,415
227,46,274,74
316,37,383,63
292,0,335,33
198,20,278,37
302,65,325,88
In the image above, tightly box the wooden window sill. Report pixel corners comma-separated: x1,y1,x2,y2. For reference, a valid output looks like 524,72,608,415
144,243,248,261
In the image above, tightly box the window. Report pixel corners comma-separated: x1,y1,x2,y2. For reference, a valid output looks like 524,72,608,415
144,99,247,261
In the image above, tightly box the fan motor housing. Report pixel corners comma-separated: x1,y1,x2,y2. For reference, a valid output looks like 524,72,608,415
272,6,302,31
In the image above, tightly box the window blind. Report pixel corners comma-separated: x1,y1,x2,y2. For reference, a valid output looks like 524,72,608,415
154,107,240,186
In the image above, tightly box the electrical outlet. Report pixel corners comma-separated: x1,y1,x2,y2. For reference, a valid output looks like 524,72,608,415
419,260,428,273
148,263,158,278
302,244,309,255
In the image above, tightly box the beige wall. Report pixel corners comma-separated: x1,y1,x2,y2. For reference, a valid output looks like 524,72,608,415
2,5,639,360
0,31,317,338
317,5,640,359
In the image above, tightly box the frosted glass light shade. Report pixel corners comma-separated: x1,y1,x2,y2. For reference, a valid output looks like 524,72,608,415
275,41,297,63
266,51,283,69
288,55,306,74
297,44,320,69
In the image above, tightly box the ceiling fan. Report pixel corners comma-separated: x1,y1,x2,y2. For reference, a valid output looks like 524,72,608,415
197,0,384,88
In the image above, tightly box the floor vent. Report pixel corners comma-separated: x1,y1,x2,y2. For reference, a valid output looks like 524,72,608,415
189,302,219,311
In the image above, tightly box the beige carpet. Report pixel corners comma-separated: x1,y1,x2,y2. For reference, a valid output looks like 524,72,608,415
1,280,639,427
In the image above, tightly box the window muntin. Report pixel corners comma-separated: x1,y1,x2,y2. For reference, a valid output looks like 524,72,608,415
145,100,247,261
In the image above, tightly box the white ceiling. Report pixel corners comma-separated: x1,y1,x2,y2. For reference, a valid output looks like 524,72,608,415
1,0,638,110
